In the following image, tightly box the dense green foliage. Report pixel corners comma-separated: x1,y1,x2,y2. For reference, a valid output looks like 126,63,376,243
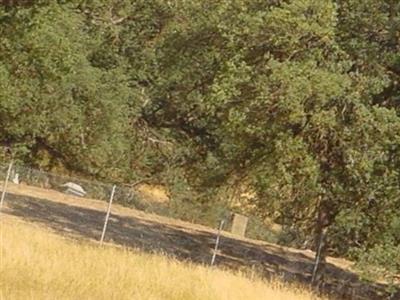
1,0,399,281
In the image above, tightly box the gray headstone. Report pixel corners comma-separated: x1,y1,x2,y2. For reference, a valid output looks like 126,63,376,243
231,213,248,237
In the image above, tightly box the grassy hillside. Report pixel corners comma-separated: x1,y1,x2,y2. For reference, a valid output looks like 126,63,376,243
0,217,322,300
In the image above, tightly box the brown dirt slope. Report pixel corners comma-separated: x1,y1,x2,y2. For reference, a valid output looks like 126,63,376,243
1,182,397,300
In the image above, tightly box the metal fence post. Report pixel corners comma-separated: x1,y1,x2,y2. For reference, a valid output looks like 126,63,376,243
311,228,326,285
100,185,116,245
0,160,13,211
211,219,225,266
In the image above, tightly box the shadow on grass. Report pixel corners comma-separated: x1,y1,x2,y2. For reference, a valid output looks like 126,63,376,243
4,193,398,300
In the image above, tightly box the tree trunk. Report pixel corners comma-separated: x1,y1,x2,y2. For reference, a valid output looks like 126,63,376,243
311,226,328,288
311,202,330,290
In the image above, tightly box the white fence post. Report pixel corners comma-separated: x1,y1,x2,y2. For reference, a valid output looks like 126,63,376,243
0,160,13,212
211,219,225,266
100,185,116,245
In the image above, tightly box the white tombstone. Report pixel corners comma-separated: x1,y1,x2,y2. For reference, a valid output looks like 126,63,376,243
12,173,19,184
61,182,87,197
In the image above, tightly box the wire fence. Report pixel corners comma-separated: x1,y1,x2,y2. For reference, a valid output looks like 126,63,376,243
0,160,272,265
0,161,279,243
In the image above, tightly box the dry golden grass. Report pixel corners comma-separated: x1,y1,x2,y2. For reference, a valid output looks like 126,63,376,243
0,217,323,300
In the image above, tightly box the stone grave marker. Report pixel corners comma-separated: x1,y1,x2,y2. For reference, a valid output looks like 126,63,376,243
231,213,248,237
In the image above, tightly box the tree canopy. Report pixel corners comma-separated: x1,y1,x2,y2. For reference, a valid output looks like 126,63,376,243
1,0,399,283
